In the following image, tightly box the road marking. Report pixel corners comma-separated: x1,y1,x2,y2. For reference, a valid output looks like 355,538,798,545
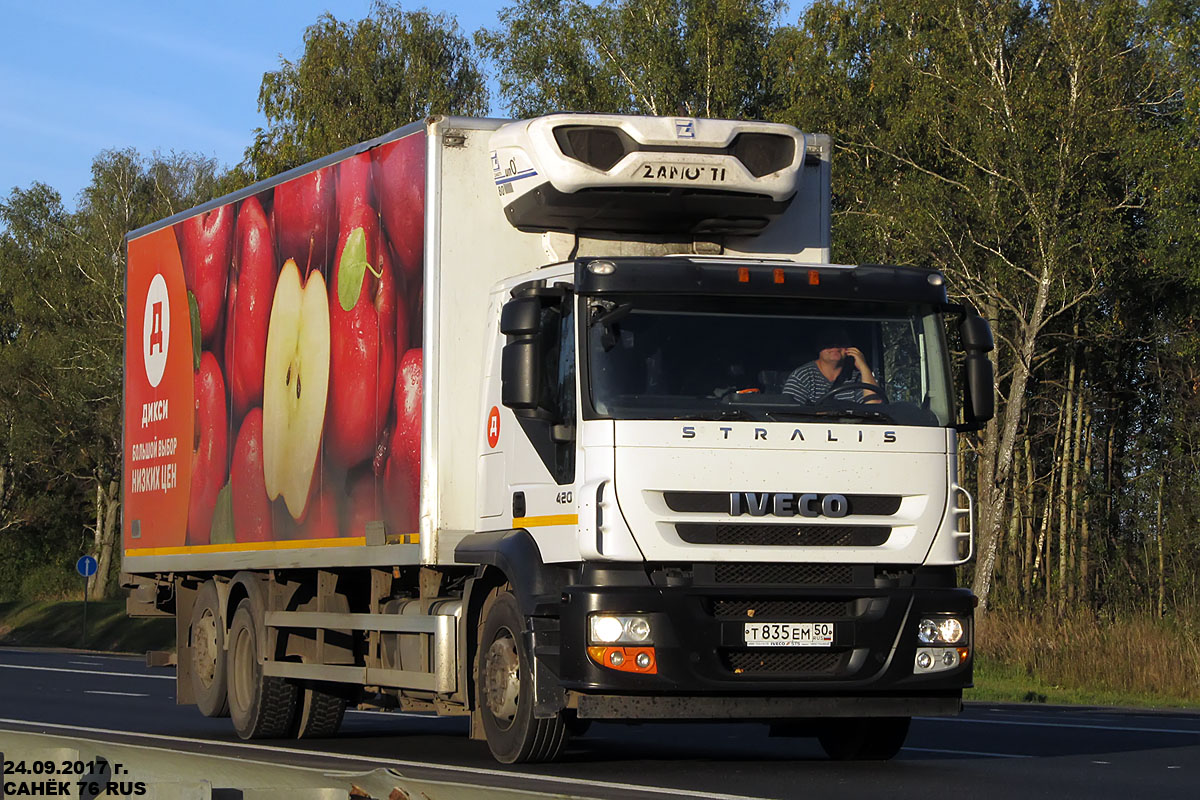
922,716,1200,736
0,664,172,680
85,691,149,698
904,746,1030,759
70,661,106,666
0,718,772,800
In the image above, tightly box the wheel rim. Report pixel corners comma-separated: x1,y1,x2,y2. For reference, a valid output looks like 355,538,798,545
193,608,218,689
483,626,520,729
230,624,253,713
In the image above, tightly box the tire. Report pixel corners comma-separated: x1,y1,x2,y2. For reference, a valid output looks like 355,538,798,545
227,599,298,739
294,683,347,739
189,580,229,718
817,716,911,761
475,587,568,763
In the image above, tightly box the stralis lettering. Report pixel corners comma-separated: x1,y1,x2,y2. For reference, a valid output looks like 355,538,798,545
731,492,850,518
681,425,897,444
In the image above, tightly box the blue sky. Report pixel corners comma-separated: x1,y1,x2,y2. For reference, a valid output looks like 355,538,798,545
0,1,508,210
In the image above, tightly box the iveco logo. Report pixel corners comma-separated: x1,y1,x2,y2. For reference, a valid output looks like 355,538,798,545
730,492,850,518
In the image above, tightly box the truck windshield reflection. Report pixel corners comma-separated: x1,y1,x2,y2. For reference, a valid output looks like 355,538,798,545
586,297,955,426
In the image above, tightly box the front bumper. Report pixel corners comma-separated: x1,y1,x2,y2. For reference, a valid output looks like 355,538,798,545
544,563,972,715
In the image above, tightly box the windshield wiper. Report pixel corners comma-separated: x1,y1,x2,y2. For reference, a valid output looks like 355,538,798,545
672,407,779,422
793,406,896,423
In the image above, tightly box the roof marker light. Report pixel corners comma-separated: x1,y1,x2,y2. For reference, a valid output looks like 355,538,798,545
588,260,616,275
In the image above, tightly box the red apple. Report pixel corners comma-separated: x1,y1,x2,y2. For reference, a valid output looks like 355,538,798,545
373,135,425,287
337,152,373,228
296,475,341,539
274,166,335,276
384,348,422,534
344,469,383,538
325,204,397,470
188,351,228,545
175,206,233,348
224,195,278,423
231,407,272,543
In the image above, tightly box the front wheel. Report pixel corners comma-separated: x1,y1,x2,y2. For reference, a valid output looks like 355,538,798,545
817,716,910,760
475,587,568,763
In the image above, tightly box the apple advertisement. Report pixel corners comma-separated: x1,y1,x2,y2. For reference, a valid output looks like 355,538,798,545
124,131,425,554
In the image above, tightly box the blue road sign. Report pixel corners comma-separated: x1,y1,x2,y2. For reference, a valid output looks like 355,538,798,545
76,555,98,578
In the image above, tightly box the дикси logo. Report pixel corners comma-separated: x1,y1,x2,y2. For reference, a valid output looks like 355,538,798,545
143,273,170,387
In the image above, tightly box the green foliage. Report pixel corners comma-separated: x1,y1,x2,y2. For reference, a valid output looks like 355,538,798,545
247,1,490,176
0,150,224,600
479,0,783,117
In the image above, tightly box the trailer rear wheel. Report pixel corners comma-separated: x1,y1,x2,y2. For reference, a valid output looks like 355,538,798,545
475,588,568,763
227,599,298,739
294,684,346,738
189,580,229,718
817,716,910,760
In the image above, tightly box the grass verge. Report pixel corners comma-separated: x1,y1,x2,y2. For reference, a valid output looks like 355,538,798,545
969,608,1200,710
0,599,174,654
967,656,1200,709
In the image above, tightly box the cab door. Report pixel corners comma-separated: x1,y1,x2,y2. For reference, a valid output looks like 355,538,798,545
496,285,580,563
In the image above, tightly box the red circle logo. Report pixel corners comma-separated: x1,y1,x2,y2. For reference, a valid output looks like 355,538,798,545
486,406,501,448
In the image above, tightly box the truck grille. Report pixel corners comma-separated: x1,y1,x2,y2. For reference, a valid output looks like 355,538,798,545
663,492,902,516
676,523,890,547
722,649,845,675
710,563,857,586
710,598,853,619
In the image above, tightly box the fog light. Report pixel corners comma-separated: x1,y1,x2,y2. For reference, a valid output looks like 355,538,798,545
915,646,967,675
587,645,658,675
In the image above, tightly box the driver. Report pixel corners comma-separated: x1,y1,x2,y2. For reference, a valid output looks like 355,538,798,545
783,324,882,404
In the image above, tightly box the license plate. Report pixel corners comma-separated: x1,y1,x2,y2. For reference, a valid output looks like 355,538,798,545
744,621,834,647
637,162,728,183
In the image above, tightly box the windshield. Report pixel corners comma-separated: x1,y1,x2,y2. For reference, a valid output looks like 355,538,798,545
584,296,954,426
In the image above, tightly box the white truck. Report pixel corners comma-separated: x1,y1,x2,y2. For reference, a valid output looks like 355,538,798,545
123,113,994,763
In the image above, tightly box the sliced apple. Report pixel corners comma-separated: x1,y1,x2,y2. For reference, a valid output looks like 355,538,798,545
263,259,331,519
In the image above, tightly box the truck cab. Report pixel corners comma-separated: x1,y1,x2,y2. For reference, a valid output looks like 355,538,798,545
454,116,995,761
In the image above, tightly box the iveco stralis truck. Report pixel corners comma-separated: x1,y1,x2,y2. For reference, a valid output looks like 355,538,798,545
123,113,995,763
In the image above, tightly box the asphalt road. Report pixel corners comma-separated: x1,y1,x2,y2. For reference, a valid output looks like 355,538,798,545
1,647,1196,799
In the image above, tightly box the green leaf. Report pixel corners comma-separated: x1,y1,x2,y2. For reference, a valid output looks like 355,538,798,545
209,481,235,545
337,226,369,311
187,291,201,371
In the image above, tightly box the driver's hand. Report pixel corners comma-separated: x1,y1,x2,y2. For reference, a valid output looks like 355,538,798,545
845,347,868,370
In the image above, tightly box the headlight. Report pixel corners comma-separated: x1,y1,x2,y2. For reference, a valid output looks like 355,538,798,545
917,616,965,645
588,614,654,645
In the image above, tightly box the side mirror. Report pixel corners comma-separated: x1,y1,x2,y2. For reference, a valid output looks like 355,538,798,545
960,313,994,352
500,296,540,336
501,339,540,410
958,313,995,430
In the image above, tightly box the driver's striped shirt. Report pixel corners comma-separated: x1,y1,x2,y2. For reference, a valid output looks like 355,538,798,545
782,361,863,404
